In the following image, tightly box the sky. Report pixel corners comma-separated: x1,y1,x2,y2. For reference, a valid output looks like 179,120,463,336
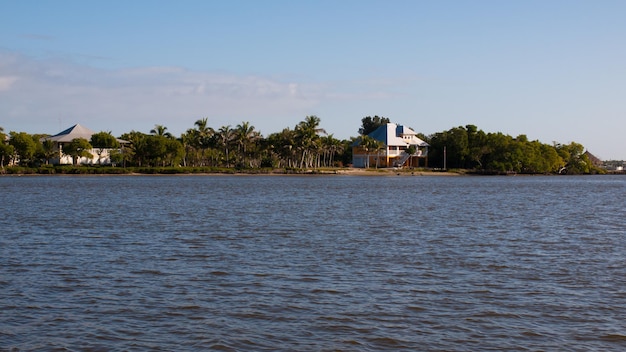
1,0,625,160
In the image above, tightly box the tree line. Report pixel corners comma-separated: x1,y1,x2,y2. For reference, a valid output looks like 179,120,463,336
117,116,348,169
425,124,602,174
0,117,603,174
0,116,353,170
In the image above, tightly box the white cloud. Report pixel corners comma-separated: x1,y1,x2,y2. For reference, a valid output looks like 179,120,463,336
0,76,18,91
0,52,326,136
0,51,422,141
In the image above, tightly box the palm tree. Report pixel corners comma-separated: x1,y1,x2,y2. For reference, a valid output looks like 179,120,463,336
179,129,196,167
217,125,234,167
150,124,173,138
265,128,296,168
194,118,214,166
295,115,326,168
235,121,259,167
359,135,383,168
194,118,209,134
195,118,214,141
119,130,147,167
321,134,342,167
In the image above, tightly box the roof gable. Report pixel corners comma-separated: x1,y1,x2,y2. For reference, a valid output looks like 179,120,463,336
45,124,96,142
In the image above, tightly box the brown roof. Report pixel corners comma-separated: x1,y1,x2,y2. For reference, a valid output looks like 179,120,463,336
584,151,603,166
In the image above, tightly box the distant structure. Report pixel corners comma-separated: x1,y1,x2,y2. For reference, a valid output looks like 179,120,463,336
41,124,127,165
352,123,429,168
584,151,603,168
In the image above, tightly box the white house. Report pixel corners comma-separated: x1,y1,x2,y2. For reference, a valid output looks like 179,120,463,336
41,124,127,165
352,123,429,168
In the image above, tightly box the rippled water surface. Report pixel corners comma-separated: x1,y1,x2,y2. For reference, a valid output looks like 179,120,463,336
1,175,626,351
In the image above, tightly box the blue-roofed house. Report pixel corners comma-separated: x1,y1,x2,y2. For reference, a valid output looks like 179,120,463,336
352,123,429,168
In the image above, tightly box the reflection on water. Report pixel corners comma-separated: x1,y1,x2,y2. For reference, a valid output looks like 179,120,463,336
1,175,626,350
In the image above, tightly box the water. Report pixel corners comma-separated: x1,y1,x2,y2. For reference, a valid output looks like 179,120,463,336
1,175,625,351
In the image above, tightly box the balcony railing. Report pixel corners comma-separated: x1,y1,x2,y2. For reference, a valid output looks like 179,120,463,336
387,149,427,157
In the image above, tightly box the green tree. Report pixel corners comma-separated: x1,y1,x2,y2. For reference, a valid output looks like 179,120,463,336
465,125,488,169
119,131,146,166
179,129,197,167
320,134,343,167
295,115,325,168
137,135,183,167
194,117,210,135
540,143,564,173
428,126,469,169
359,116,390,136
217,125,235,167
405,145,417,168
150,124,173,138
426,126,571,174
90,131,120,164
194,118,215,166
38,139,57,165
164,137,184,167
109,148,125,166
0,143,12,169
9,132,38,166
143,135,166,166
63,138,93,165
556,142,589,174
235,121,259,168
0,127,14,168
265,128,297,168
340,138,355,167
482,132,514,172
358,135,384,168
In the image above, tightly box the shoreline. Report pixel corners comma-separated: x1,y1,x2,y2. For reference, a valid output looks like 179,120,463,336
1,167,462,177
333,168,460,176
3,167,618,177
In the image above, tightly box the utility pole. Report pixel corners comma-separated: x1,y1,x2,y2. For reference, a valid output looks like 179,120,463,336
443,146,447,170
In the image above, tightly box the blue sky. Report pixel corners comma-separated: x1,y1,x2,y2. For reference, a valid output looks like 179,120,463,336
1,0,625,159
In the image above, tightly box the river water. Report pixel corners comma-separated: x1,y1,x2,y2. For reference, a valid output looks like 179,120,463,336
1,175,625,351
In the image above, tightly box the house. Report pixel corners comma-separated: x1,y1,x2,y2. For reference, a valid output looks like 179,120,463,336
41,124,127,165
583,151,602,168
352,123,429,168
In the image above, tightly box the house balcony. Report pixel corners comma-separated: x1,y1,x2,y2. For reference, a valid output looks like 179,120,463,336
386,149,427,157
